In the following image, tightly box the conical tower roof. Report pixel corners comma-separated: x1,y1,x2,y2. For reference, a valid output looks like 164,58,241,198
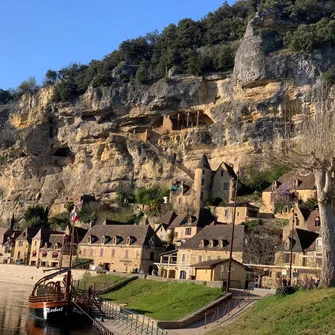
196,154,211,169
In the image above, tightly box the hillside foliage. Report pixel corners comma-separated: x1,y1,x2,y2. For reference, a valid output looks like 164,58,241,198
1,0,335,103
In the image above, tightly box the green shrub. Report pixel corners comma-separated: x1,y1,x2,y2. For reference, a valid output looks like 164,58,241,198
276,285,298,297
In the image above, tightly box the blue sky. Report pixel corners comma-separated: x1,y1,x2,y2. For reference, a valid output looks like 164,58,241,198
0,0,236,89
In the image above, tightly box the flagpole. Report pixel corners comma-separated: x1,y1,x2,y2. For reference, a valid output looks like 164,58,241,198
66,207,77,295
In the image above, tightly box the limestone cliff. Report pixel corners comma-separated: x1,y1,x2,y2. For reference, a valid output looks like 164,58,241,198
0,9,332,221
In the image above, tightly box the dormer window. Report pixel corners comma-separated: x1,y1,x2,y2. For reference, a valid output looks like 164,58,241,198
88,236,91,244
113,236,122,245
293,179,299,189
200,239,209,248
219,240,229,248
210,239,218,247
101,235,105,245
126,236,136,245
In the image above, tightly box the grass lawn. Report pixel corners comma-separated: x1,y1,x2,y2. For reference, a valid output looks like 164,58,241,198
78,273,125,290
209,288,335,335
102,279,222,320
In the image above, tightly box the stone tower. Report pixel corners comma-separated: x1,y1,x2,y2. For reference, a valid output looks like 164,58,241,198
193,154,213,210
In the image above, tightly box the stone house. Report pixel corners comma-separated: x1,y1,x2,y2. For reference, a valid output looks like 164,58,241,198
154,210,178,242
156,225,244,280
191,258,252,289
78,225,164,274
260,171,316,215
13,227,41,264
0,230,22,264
170,154,236,211
29,226,87,267
213,203,259,224
0,228,12,263
170,208,215,246
271,228,321,285
50,193,97,216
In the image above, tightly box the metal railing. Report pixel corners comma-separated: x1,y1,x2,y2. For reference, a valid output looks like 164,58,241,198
204,289,251,327
29,293,67,303
102,300,168,335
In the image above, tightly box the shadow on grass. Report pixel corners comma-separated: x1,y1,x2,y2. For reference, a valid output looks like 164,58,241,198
128,309,153,315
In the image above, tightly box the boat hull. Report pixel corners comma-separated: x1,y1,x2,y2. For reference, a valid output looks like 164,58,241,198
29,301,93,325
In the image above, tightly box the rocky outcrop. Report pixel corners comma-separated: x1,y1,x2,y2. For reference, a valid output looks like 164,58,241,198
0,9,333,221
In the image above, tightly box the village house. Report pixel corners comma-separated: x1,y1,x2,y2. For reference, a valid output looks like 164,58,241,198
78,225,164,274
191,259,253,289
154,210,178,243
29,226,87,267
170,154,236,212
213,203,259,224
268,228,321,287
13,227,41,264
260,171,316,216
155,225,245,280
0,228,12,263
49,193,97,216
0,230,22,264
170,208,215,246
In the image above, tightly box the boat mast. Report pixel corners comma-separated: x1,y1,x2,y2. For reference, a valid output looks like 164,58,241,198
65,207,76,294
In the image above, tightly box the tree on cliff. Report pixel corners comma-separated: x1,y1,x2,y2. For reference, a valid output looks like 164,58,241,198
267,95,335,287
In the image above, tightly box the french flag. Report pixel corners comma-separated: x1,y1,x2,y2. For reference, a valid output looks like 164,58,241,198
71,208,79,223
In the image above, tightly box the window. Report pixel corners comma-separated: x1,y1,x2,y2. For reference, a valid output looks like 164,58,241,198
182,254,186,264
111,249,115,257
150,252,154,261
316,238,322,251
198,255,202,263
18,241,23,247
316,257,322,266
83,249,86,256
185,228,192,236
100,248,104,257
202,170,205,175
34,241,37,247
125,250,129,258
174,232,178,238
284,254,290,264
225,210,228,217
315,217,321,227
221,171,224,177
223,182,229,190
302,257,307,266
180,270,186,279
178,198,181,204
201,179,204,186
90,249,93,256
295,217,299,226
237,212,240,217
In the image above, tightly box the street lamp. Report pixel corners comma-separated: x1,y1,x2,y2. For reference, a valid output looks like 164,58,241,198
227,170,239,293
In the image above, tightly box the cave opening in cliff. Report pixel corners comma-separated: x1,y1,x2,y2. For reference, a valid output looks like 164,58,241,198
162,111,213,131
52,146,75,167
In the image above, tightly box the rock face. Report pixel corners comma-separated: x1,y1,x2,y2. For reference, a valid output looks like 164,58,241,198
0,10,332,221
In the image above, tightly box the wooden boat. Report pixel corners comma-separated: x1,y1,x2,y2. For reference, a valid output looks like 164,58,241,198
28,211,102,325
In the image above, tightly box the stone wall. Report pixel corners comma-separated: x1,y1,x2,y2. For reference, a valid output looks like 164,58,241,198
0,264,95,287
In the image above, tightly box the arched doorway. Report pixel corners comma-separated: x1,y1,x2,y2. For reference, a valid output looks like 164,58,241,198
180,270,186,279
168,269,176,278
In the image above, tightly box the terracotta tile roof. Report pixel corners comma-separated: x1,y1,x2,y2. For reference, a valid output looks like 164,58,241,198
79,224,161,247
179,225,244,251
190,258,243,269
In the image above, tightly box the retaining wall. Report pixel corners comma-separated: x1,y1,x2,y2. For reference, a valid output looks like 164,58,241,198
0,264,96,287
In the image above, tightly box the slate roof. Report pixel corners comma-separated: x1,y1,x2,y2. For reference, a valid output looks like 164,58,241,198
264,171,316,192
190,258,243,269
0,228,11,245
196,154,211,170
16,227,41,242
155,211,178,228
170,208,215,228
79,224,161,247
179,225,244,251
48,234,65,248
279,228,319,252
223,162,238,179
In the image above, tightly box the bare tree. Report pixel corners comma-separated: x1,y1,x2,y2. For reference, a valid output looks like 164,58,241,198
267,94,335,286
